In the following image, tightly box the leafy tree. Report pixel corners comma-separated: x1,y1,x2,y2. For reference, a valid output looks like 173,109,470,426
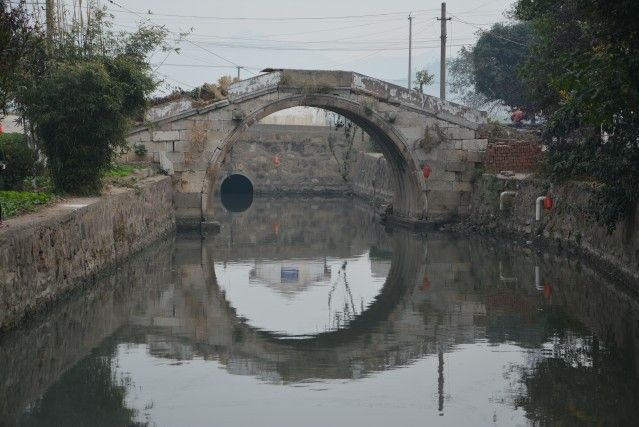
472,22,534,112
413,69,434,94
0,3,47,115
448,46,495,110
23,60,154,194
0,132,40,190
3,4,168,194
515,0,639,230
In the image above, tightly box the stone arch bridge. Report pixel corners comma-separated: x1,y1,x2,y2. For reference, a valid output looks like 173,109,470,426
127,70,487,227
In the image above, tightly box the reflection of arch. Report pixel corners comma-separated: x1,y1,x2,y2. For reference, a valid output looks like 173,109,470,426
202,95,428,222
196,230,428,381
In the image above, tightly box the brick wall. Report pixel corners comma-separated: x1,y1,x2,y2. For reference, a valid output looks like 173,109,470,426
484,139,542,173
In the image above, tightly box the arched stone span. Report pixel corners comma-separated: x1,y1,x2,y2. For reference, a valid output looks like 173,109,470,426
202,94,428,222
127,70,488,227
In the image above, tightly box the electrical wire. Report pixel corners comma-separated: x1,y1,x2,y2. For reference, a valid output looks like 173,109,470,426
105,0,256,75
450,16,528,47
105,7,441,22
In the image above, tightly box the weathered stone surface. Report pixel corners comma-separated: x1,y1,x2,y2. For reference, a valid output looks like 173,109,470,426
445,161,467,173
126,69,488,224
153,130,180,142
462,139,488,152
218,124,351,195
468,174,639,280
453,181,473,192
350,152,393,204
443,127,477,140
0,176,175,330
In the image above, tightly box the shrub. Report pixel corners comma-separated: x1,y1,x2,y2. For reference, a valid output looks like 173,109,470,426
0,132,40,190
133,143,148,157
105,163,137,178
23,60,154,194
0,190,53,217
22,175,53,192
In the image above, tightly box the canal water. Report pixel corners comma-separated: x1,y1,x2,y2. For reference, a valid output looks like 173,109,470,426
1,197,639,426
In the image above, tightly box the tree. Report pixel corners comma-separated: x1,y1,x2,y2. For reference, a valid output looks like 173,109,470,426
4,4,168,194
413,69,434,93
515,0,639,230
472,22,534,112
23,60,154,194
0,3,47,116
448,46,494,110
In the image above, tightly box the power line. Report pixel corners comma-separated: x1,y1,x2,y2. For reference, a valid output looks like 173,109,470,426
450,16,529,47
106,7,441,22
105,0,255,75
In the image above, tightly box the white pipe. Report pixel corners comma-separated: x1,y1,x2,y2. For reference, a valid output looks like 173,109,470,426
500,191,518,211
535,196,546,221
534,266,544,291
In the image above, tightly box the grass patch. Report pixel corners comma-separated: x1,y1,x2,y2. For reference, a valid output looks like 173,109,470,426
0,191,55,218
105,163,137,178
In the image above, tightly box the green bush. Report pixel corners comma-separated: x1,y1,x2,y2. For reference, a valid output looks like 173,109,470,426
23,60,155,195
0,191,53,218
105,163,137,178
133,143,148,157
0,132,40,190
21,175,53,192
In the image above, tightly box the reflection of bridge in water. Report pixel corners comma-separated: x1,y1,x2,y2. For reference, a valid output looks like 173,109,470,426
2,198,639,424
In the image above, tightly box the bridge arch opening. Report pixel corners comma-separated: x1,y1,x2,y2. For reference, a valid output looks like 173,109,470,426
220,174,254,213
203,94,428,224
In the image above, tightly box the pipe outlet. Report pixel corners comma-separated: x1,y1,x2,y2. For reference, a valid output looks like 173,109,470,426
535,196,546,221
499,191,518,211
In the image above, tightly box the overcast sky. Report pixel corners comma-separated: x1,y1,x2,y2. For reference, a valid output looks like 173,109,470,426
81,0,516,97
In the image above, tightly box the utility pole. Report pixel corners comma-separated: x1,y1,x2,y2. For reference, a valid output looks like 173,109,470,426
407,13,413,90
46,0,56,44
437,2,451,100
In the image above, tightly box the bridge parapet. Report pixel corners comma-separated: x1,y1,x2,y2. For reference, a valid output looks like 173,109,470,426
228,69,486,129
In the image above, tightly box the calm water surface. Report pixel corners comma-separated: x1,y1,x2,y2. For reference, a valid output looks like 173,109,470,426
2,197,639,426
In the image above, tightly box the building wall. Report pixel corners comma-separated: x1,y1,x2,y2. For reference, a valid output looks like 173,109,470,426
484,139,542,173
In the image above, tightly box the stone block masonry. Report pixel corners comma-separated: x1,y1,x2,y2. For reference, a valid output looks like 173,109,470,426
350,152,394,205
0,176,175,331
467,174,639,281
218,124,352,195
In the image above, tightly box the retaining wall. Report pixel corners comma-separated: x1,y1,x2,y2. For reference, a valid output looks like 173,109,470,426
218,124,351,195
0,175,175,330
349,152,393,205
467,174,639,280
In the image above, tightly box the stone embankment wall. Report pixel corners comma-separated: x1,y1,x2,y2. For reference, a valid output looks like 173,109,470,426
467,174,639,280
0,176,175,331
349,152,393,205
0,238,174,423
218,124,351,195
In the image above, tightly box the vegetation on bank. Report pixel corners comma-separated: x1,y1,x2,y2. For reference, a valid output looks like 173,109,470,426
451,0,639,231
0,191,54,218
1,4,168,197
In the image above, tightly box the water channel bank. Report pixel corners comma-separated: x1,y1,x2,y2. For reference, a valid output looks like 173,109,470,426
350,153,639,281
0,176,175,331
464,174,639,281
